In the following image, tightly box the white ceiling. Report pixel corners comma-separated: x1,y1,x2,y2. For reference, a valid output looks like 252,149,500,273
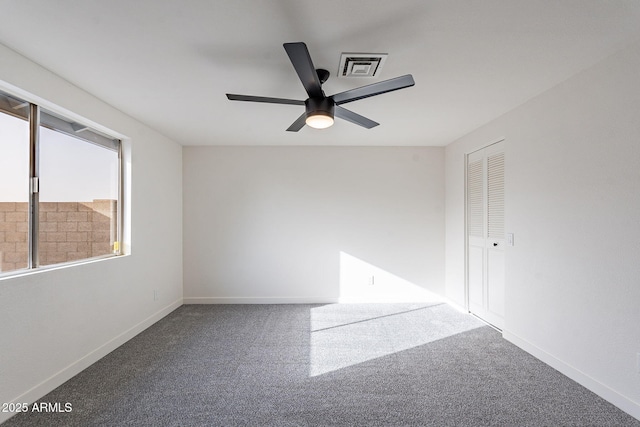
1,0,639,146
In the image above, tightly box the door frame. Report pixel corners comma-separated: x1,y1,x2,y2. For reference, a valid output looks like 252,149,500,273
464,138,505,319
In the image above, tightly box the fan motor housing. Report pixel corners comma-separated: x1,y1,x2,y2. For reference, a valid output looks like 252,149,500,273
305,97,335,119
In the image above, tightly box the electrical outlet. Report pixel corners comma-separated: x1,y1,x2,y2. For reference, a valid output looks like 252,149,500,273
368,276,375,286
153,290,158,301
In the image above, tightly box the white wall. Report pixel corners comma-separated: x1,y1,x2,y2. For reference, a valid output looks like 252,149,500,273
445,41,640,418
183,146,444,303
0,43,183,423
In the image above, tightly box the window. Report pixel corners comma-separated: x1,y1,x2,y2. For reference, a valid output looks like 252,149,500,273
0,89,121,275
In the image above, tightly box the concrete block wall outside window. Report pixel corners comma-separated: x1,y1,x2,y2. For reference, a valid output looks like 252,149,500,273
0,200,117,271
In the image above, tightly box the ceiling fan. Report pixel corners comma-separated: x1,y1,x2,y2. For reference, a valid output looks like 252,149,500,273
226,42,415,131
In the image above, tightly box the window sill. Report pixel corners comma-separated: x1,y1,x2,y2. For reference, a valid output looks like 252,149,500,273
0,253,128,281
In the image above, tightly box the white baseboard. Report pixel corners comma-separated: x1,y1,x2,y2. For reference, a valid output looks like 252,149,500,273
183,296,339,304
183,296,448,305
0,298,183,425
337,296,444,304
503,330,640,421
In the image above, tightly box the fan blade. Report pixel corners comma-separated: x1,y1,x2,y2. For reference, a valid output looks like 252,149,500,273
286,113,307,132
331,74,415,105
227,94,304,106
283,42,324,99
334,106,379,129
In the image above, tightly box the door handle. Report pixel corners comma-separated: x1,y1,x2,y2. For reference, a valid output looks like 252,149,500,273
493,242,498,247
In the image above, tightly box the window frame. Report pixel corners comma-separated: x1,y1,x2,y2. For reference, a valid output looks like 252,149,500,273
0,89,123,277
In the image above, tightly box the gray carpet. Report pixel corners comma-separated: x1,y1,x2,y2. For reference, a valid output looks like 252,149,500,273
4,303,639,426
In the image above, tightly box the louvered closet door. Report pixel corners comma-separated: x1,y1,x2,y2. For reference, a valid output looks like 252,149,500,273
467,141,505,330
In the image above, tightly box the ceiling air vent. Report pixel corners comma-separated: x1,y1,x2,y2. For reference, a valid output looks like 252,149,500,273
338,53,388,78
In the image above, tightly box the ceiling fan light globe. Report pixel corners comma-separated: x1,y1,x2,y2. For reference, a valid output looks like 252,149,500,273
306,114,334,129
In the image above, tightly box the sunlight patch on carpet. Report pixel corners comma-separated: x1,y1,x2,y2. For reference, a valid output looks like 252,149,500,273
309,303,484,377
